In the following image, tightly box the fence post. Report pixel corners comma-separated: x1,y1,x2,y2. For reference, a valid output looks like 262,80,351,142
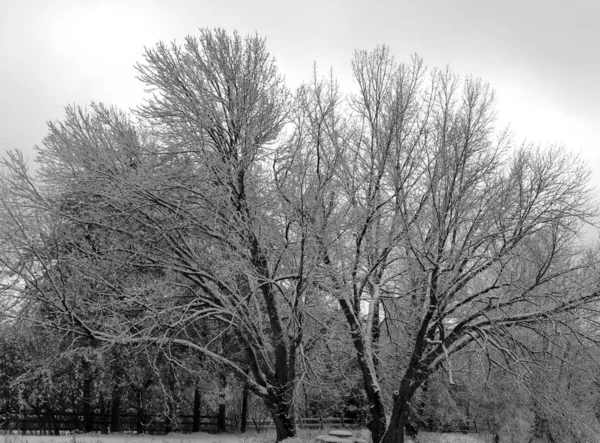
320,416,323,429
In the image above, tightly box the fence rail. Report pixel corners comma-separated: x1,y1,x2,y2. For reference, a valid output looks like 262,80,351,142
0,412,234,435
2,413,479,435
0,412,364,435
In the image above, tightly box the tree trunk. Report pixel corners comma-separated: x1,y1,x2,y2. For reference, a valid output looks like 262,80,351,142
349,352,387,443
53,414,60,436
240,381,249,433
110,383,121,433
217,373,227,433
99,393,107,433
336,299,387,443
218,402,226,433
82,368,93,432
136,390,144,434
351,327,387,443
193,386,201,432
165,413,172,435
270,399,296,442
367,398,388,443
380,390,411,443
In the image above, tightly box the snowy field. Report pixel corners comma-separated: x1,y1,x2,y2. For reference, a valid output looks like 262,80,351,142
0,430,511,443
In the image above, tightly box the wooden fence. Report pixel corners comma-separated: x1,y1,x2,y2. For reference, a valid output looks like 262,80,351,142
1,413,480,435
0,412,364,435
0,412,234,435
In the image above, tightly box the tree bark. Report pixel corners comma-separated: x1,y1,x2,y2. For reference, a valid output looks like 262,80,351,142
217,404,226,432
99,394,107,433
337,296,387,443
381,390,411,443
218,389,226,433
110,383,121,433
82,367,93,432
240,381,249,433
193,386,201,432
368,402,388,443
267,393,296,442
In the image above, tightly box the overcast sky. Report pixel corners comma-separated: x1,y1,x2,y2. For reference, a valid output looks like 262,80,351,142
1,0,599,224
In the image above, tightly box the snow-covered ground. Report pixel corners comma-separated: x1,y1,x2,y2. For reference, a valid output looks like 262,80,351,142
0,430,504,443
1,432,273,443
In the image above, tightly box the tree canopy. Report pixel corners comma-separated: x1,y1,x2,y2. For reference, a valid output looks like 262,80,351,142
1,28,599,443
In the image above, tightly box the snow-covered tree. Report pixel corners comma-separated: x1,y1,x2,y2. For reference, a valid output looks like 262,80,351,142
1,31,599,443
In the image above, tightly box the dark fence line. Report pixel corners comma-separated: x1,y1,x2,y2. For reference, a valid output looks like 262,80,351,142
0,412,364,435
1,413,480,435
0,412,234,435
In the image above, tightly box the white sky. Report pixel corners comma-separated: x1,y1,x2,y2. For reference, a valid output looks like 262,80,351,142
1,0,599,233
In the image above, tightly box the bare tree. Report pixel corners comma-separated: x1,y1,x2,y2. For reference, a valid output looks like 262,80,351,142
0,29,320,441
294,48,599,443
1,33,599,443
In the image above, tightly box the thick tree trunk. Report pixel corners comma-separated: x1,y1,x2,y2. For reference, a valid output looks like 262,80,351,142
380,390,411,443
270,400,296,441
338,299,387,443
241,328,298,442
263,386,296,442
366,391,387,443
